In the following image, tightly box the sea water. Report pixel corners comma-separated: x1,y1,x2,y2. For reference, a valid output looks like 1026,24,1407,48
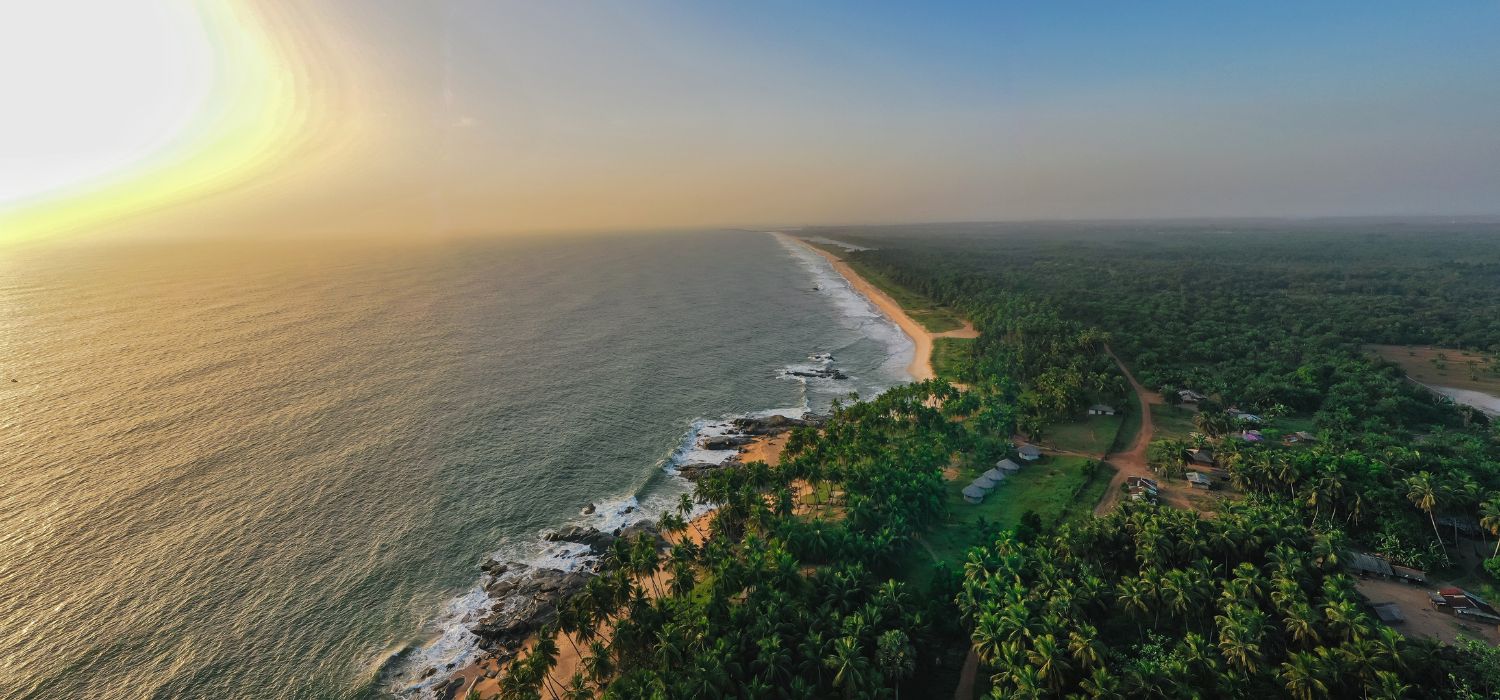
0,230,910,698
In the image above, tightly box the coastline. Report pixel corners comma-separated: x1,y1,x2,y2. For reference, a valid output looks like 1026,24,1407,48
426,234,936,699
787,236,978,381
449,434,785,699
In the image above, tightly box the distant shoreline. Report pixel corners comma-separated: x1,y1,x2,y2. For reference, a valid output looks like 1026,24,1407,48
785,234,977,381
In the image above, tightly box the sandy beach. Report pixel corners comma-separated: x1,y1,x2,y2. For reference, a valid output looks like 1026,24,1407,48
791,238,978,381
445,242,966,698
448,431,786,699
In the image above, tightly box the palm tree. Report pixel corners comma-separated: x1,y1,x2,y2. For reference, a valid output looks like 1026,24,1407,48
825,635,870,699
1480,493,1500,557
1283,603,1321,647
1279,651,1328,700
1067,623,1105,670
1404,471,1444,550
876,629,915,699
1026,633,1073,690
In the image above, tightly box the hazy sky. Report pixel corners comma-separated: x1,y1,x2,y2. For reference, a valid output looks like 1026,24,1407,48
4,1,1500,242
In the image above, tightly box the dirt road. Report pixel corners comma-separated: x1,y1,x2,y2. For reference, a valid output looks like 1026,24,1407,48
1094,345,1162,515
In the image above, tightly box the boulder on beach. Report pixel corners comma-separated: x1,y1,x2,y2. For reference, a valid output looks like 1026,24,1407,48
471,566,595,650
580,503,596,515
543,525,616,554
700,435,754,450
731,414,823,435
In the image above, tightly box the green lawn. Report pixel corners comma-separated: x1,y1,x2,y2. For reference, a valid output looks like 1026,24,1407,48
1044,414,1124,456
1151,404,1198,440
1111,390,1145,453
843,260,966,333
931,337,975,383
902,457,1110,585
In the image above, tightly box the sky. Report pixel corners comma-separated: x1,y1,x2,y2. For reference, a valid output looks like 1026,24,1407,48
3,1,1499,243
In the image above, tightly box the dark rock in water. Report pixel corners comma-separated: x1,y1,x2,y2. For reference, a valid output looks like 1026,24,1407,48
471,565,595,650
676,461,728,480
614,520,668,550
480,558,509,576
581,503,596,515
701,435,754,450
800,412,830,424
543,525,616,554
787,367,849,380
622,505,636,514
421,667,437,680
731,414,825,436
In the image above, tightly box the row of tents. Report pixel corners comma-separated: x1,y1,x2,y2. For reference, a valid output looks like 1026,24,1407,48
963,448,1040,504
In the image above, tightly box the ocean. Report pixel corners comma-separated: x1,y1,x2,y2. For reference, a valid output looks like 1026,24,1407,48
0,230,912,698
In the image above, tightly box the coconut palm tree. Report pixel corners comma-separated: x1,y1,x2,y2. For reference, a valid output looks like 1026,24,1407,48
824,635,870,699
1279,651,1328,700
1480,493,1500,557
1403,471,1444,550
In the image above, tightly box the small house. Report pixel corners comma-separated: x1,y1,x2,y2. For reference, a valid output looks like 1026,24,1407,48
1186,472,1213,490
1227,409,1262,424
972,473,1000,489
1088,404,1117,416
1432,588,1500,623
982,467,1008,483
1346,552,1426,584
1370,602,1405,624
1018,445,1042,461
962,485,987,504
1347,551,1395,579
995,458,1022,475
1186,448,1215,467
1178,389,1207,403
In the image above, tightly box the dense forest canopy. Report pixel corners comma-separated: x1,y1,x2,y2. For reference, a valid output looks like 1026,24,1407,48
492,221,1500,699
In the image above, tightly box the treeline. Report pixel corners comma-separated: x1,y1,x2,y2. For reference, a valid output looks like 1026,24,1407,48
828,222,1500,574
490,279,1113,698
960,502,1500,698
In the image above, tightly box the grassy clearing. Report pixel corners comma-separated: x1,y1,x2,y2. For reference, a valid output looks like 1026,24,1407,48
931,337,975,383
902,457,1108,585
1044,415,1124,456
843,260,966,333
1151,404,1198,440
1111,390,1144,453
1368,344,1500,394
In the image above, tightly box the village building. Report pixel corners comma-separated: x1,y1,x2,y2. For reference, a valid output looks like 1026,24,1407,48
961,484,987,504
981,467,1008,483
1087,404,1116,416
1178,389,1207,403
1227,408,1262,424
1186,448,1215,467
1017,445,1042,461
1186,472,1213,489
972,472,1000,489
1346,551,1427,584
1430,587,1500,624
995,458,1022,475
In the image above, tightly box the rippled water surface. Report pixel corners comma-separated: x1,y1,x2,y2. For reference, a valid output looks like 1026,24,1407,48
0,231,909,698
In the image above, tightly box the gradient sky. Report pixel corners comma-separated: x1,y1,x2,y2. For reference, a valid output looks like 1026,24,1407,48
4,1,1500,242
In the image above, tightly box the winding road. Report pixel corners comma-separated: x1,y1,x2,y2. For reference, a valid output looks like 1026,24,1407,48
1093,345,1161,515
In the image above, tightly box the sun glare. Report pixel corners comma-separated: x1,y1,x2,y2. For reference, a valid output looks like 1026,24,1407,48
0,2,215,207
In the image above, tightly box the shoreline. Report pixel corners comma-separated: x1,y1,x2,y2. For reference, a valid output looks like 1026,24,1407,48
428,236,940,699
788,236,978,381
448,432,787,699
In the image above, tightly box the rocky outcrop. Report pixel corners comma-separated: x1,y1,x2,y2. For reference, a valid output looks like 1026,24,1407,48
700,435,754,450
788,367,848,380
676,461,727,480
472,567,593,650
544,524,615,554
731,413,826,435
